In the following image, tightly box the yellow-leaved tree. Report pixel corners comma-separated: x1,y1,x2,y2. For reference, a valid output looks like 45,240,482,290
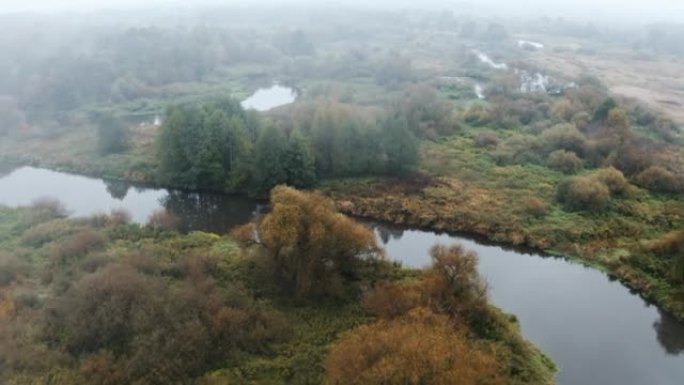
233,186,380,299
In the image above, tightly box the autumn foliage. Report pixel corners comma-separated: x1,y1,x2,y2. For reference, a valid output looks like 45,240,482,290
234,186,380,299
327,244,533,385
325,308,503,385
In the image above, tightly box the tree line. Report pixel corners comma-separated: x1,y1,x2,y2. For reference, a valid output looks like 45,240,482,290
156,98,420,194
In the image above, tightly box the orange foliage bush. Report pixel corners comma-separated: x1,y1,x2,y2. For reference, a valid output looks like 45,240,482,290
325,308,503,385
362,280,423,319
254,186,380,298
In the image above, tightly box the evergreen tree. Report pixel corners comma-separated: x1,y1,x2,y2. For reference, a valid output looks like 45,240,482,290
96,114,129,155
380,115,419,176
196,110,227,188
252,125,288,193
285,130,317,188
158,106,192,184
227,119,255,191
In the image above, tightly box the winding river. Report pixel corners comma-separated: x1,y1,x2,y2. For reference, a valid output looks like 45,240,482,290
0,166,683,385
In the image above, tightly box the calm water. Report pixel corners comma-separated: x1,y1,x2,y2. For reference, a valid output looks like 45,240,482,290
0,167,261,233
240,85,297,111
370,222,684,385
0,166,683,385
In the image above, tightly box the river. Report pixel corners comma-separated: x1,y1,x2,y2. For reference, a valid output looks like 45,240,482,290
0,166,683,385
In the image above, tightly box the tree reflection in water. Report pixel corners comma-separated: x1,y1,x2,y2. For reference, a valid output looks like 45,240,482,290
654,309,684,355
161,190,260,233
375,223,406,245
104,179,131,201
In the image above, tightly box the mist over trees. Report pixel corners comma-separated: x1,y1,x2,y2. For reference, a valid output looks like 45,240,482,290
0,3,683,385
156,98,420,194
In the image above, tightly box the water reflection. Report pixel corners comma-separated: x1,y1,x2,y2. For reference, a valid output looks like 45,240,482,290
655,309,684,356
0,166,259,233
104,179,131,201
161,190,261,234
376,224,406,244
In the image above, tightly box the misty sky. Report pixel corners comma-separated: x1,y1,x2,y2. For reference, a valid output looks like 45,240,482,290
0,0,682,24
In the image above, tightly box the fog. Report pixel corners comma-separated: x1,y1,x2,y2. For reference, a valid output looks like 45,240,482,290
1,0,683,24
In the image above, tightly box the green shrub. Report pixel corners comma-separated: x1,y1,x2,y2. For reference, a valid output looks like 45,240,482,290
474,132,499,148
547,150,583,174
541,123,587,155
635,166,684,194
463,104,492,127
556,176,611,212
594,167,630,195
0,254,25,287
523,198,550,218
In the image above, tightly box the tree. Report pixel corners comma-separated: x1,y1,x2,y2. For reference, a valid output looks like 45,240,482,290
423,244,491,329
593,98,618,122
236,186,380,299
252,125,288,194
284,130,317,188
158,106,193,185
96,114,129,155
380,115,419,175
196,110,228,188
605,108,632,146
157,98,255,190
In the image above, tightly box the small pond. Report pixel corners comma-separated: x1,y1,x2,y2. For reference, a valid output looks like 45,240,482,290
240,84,297,111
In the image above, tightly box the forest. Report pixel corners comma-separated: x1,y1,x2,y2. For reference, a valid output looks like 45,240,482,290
0,2,683,384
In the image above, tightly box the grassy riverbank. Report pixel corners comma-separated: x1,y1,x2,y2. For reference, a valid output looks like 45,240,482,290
0,191,555,384
321,158,684,321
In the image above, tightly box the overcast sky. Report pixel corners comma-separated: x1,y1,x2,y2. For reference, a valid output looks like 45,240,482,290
0,0,682,24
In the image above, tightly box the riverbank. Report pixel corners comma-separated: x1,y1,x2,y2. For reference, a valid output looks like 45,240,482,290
321,176,684,322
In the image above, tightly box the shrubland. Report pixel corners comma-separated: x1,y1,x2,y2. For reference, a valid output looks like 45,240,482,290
0,188,554,384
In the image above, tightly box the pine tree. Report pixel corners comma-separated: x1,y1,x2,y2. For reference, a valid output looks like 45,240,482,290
285,130,317,188
96,114,129,155
252,125,288,194
380,115,419,175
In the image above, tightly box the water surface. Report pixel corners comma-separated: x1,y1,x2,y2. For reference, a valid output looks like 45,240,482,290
240,85,297,111
0,167,260,233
